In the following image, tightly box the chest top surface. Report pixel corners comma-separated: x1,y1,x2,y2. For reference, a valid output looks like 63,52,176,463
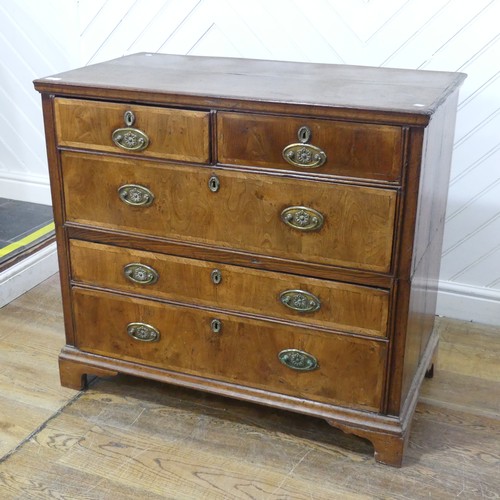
34,53,465,123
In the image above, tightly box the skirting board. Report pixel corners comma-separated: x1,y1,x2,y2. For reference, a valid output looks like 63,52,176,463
0,173,52,205
436,280,500,326
0,242,58,308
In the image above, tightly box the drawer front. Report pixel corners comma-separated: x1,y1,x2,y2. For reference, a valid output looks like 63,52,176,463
217,112,403,182
72,287,387,411
54,98,210,163
70,240,390,338
62,152,397,273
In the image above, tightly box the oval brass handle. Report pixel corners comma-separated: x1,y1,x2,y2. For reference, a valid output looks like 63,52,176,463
112,127,149,151
210,318,222,334
278,349,318,371
282,126,326,169
123,263,159,285
283,144,326,169
281,206,324,231
280,290,321,313
118,184,154,207
127,322,160,342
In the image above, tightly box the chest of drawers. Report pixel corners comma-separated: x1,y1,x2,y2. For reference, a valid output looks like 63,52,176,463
34,54,465,466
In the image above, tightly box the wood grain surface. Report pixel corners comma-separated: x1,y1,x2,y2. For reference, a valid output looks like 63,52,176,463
0,276,498,498
71,287,387,411
0,275,77,459
217,111,404,182
61,151,398,273
69,239,390,338
35,53,466,124
54,98,210,164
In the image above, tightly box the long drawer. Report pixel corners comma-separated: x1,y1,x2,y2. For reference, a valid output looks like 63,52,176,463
72,287,387,411
62,152,398,273
54,98,210,163
69,240,390,338
217,112,404,182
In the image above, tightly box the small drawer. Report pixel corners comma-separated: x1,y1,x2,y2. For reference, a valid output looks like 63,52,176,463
72,287,387,411
54,98,210,163
70,240,390,338
217,112,404,182
62,152,398,273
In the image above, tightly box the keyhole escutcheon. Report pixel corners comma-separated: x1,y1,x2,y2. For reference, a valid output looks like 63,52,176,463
211,318,222,334
208,175,220,193
211,269,222,285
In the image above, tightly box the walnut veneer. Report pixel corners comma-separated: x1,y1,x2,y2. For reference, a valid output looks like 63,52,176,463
34,53,465,466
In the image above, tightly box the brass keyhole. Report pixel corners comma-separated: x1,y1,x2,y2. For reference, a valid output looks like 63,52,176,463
298,126,311,144
211,318,222,334
211,269,222,285
208,175,220,193
124,110,135,127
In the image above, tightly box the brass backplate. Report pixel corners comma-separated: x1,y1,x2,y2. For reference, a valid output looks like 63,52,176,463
123,263,159,285
282,143,326,169
127,322,160,342
278,349,318,371
118,184,154,207
281,206,324,231
112,127,149,151
280,290,321,313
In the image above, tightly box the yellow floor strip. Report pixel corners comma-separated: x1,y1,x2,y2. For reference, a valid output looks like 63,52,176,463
0,222,55,258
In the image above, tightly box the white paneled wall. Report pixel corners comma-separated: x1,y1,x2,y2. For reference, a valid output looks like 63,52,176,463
1,0,499,325
0,0,79,203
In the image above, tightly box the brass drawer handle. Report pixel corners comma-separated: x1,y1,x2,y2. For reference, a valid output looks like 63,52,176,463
127,322,160,342
282,125,326,169
118,184,154,207
123,263,159,285
112,110,149,151
280,290,321,313
112,128,149,151
210,318,222,334
278,349,318,371
281,206,324,231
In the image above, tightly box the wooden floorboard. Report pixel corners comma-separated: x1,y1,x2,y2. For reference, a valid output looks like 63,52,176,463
0,274,77,460
0,275,499,498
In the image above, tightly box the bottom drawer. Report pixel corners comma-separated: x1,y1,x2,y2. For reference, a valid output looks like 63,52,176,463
72,287,387,411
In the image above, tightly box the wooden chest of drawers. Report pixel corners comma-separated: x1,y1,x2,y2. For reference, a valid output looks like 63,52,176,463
35,54,465,466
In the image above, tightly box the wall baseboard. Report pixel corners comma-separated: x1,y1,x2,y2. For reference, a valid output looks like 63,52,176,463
0,173,51,205
0,242,58,308
436,280,500,326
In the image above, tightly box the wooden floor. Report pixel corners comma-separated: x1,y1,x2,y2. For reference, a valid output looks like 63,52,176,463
0,275,499,499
